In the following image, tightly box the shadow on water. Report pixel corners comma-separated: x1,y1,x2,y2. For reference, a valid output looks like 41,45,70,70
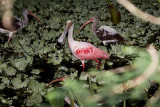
28,55,83,83
0,88,27,106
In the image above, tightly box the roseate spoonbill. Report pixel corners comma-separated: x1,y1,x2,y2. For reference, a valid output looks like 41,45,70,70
48,20,110,85
79,16,124,45
59,20,110,72
0,9,41,42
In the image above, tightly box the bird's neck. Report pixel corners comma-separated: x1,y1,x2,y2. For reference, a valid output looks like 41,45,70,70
68,24,75,44
91,21,98,35
22,14,29,27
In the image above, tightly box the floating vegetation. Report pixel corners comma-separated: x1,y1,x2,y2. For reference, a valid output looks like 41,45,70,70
0,0,160,106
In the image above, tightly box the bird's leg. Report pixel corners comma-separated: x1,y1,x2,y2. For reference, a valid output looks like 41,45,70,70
94,59,101,69
81,60,85,72
116,42,118,45
48,77,65,86
8,32,14,43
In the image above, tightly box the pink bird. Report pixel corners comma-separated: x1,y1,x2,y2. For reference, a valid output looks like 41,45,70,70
48,20,110,85
59,20,110,72
0,9,41,43
79,16,124,45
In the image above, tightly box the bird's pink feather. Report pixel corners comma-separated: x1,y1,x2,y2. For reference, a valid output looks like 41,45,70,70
71,42,109,60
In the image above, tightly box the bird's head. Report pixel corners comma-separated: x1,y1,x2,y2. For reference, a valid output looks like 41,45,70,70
66,20,73,30
78,16,98,33
91,16,98,23
23,9,42,24
58,20,73,45
23,9,29,15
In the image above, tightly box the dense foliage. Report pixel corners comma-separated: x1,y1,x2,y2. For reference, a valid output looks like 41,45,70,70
0,0,160,106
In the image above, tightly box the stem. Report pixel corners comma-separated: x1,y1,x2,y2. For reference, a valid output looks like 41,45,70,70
144,80,160,107
68,91,75,107
112,45,159,94
123,100,126,107
89,78,95,95
107,0,111,5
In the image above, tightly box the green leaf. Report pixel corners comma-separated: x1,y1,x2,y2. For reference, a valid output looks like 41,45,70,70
27,55,33,65
2,77,10,85
0,63,7,73
0,83,5,90
11,58,28,71
26,92,43,106
11,74,23,89
4,66,16,76
31,69,40,75
28,81,46,93
47,87,67,107
47,51,63,65
64,79,97,107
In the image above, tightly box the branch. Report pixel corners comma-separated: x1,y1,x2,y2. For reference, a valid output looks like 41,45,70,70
112,45,159,94
144,67,160,107
116,0,160,25
110,65,133,74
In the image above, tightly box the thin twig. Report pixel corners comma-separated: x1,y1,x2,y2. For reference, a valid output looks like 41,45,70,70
107,0,111,5
65,95,79,107
116,0,160,25
144,67,160,107
112,45,159,94
110,65,133,74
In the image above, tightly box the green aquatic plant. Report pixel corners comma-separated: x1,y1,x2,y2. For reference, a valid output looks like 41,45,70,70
47,45,160,107
0,0,160,106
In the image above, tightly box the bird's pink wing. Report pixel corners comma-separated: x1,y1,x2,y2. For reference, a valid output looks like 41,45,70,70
73,43,109,60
